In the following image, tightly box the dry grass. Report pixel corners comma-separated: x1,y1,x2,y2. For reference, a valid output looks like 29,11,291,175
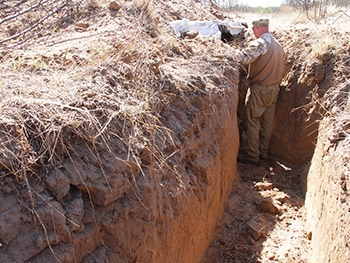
0,3,179,257
310,35,336,60
0,0,168,182
0,1,349,261
1,1,348,182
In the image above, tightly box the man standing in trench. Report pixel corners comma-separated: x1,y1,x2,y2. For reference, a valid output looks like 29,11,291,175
234,18,284,165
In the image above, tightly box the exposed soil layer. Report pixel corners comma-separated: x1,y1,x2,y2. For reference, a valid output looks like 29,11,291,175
0,1,349,263
0,1,240,262
306,114,350,262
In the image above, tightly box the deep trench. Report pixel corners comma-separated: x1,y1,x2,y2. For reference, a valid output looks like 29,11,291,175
1,15,349,263
201,71,313,262
202,59,350,262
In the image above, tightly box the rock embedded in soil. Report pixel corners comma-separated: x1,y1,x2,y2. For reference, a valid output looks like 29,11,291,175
254,181,274,191
109,1,121,11
257,197,281,215
247,219,266,241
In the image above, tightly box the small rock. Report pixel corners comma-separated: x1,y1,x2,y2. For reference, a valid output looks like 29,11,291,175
75,22,89,30
306,231,312,240
180,30,198,39
109,1,121,11
277,214,286,221
247,220,266,240
267,252,275,260
254,181,273,191
257,198,280,215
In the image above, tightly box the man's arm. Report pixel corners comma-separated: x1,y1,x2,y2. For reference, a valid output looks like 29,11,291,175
234,35,270,65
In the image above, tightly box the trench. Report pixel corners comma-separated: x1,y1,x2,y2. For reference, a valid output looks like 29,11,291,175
201,51,350,262
202,142,311,263
201,69,313,262
202,107,350,263
1,8,349,263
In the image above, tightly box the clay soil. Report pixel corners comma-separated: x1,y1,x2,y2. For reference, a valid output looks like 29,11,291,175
203,160,310,263
0,1,349,262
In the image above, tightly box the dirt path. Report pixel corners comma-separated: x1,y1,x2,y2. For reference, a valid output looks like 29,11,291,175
202,160,311,262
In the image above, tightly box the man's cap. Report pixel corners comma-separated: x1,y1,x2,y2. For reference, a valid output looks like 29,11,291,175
252,19,269,27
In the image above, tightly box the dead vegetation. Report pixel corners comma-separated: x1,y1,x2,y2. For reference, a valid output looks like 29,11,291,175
0,0,164,180
0,0,349,262
0,0,236,186
0,3,180,260
0,1,240,261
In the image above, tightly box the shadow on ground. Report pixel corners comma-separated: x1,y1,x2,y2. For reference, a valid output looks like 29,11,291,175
202,159,311,263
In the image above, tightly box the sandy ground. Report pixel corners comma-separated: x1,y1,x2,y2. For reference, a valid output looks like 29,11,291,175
202,160,311,262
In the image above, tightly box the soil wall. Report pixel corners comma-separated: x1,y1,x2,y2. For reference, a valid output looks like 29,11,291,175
0,56,240,262
305,102,350,262
0,0,243,261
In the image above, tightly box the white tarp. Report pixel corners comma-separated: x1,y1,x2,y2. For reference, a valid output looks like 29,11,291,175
169,19,245,38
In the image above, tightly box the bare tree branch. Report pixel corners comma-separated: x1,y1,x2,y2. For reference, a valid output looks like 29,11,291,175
0,0,48,24
1,1,69,46
14,0,31,8
0,0,76,48
333,9,350,24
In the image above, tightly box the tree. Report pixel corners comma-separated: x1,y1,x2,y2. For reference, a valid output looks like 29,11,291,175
284,0,350,21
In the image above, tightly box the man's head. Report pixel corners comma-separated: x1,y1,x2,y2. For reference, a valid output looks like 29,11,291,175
252,18,269,38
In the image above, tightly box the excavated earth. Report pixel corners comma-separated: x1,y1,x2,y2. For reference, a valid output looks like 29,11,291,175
0,1,349,262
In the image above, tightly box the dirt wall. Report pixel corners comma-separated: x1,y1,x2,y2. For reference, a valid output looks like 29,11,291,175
0,0,244,261
269,29,332,166
0,54,240,263
305,100,350,262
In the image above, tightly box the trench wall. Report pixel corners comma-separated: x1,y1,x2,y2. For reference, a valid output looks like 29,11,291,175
305,109,350,262
0,58,240,262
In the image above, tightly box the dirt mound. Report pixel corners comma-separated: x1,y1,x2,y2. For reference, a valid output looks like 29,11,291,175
0,1,240,262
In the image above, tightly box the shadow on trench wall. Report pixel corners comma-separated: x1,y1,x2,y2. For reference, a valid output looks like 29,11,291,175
236,70,320,167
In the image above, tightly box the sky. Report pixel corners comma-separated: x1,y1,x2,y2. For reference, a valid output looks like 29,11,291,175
238,0,285,7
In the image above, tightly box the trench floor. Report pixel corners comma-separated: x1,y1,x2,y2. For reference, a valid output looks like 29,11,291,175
202,159,311,262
